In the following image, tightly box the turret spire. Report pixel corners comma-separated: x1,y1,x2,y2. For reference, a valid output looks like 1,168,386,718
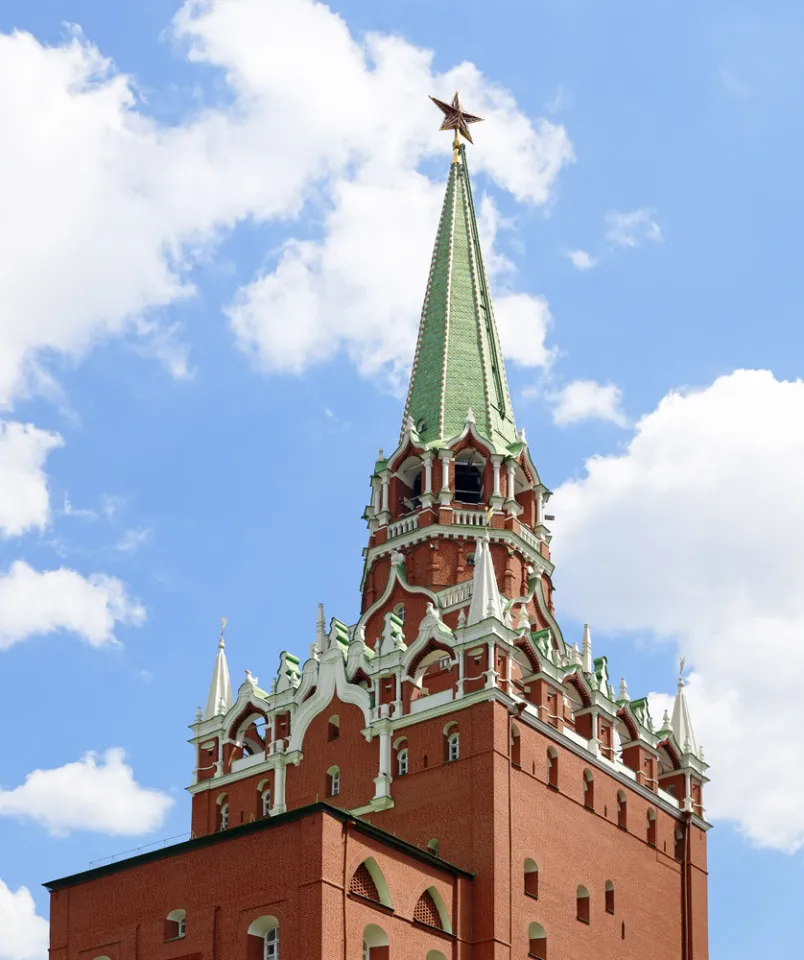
401,96,517,451
203,619,233,720
467,532,504,625
672,664,697,755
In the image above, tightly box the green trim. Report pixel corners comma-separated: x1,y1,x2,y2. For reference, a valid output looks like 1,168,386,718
43,802,474,892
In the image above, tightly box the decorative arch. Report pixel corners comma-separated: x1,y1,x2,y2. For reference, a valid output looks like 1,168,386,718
247,915,279,960
227,705,269,748
164,908,186,940
413,886,452,933
363,923,390,956
657,738,682,771
406,637,454,680
350,858,393,908
616,705,640,742
287,646,372,754
562,671,593,708
514,636,541,675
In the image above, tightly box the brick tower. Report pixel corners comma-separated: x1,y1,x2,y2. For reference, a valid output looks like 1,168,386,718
46,99,710,960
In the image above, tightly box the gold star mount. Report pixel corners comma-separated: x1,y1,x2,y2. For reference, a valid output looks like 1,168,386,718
430,91,484,152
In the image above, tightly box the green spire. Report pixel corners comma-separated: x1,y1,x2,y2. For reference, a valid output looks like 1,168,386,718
402,146,517,452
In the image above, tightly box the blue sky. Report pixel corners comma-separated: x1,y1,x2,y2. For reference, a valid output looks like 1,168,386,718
1,1,803,956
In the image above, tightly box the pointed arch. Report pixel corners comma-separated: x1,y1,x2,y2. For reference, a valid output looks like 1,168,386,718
350,858,392,908
562,671,592,708
413,886,451,933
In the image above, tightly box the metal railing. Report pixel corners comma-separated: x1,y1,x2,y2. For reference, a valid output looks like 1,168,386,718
89,831,193,867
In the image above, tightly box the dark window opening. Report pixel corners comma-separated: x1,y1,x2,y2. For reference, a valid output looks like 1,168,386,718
454,462,483,504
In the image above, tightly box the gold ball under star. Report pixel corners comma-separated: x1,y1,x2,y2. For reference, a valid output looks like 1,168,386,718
429,91,484,144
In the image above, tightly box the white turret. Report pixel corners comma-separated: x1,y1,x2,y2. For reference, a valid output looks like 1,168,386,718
582,623,593,674
204,629,233,720
672,674,698,756
467,533,503,625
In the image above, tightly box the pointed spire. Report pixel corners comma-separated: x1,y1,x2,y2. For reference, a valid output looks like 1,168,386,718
401,145,517,451
581,623,593,674
204,622,233,720
672,674,698,755
315,603,328,655
467,533,504,625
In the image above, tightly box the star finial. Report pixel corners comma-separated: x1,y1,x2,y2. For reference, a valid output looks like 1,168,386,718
430,92,484,159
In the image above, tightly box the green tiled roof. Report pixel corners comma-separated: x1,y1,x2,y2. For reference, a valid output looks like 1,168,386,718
402,146,517,451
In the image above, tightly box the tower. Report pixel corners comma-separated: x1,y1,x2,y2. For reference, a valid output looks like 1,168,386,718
46,96,710,960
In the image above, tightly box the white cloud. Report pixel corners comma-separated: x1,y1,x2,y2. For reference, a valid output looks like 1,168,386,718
0,2,572,404
0,748,172,837
605,207,662,248
565,249,597,271
0,879,48,960
550,369,804,852
549,380,628,427
0,421,62,538
115,527,152,553
0,560,145,649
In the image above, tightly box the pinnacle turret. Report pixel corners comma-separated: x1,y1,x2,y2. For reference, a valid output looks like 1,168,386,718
467,532,504,625
203,630,233,720
401,145,517,451
672,674,698,755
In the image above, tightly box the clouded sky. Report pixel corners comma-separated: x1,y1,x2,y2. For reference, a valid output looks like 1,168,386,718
2,1,803,956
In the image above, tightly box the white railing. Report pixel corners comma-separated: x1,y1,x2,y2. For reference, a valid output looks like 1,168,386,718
388,515,418,539
89,831,192,867
453,508,486,527
231,752,266,773
440,580,474,608
519,524,542,552
410,688,453,714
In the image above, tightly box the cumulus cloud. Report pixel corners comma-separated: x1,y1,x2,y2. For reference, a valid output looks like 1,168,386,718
551,369,804,851
0,879,48,960
0,421,62,538
0,748,172,836
0,561,145,649
549,380,628,427
565,248,597,271
0,1,572,405
605,207,662,248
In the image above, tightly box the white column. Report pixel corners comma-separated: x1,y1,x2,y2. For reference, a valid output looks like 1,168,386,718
439,451,453,506
373,720,393,801
491,455,503,500
484,640,499,689
536,488,545,526
378,470,391,524
456,649,465,698
272,753,287,815
423,452,433,494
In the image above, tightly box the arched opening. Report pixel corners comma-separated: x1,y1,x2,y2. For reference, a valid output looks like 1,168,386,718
397,455,423,514
454,449,485,504
413,887,451,932
546,747,558,789
528,922,547,959
426,952,448,960
327,765,340,798
605,880,615,914
247,916,279,960
583,769,594,811
443,721,460,762
327,714,340,741
524,858,539,899
427,838,440,857
674,826,685,861
217,793,229,832
617,790,627,829
647,808,657,847
511,723,521,768
261,787,271,817
362,923,389,960
397,746,409,776
350,859,392,908
576,886,590,923
165,909,186,940
392,602,406,624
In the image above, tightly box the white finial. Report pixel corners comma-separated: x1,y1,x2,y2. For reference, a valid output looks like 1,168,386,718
195,705,202,723
465,407,476,425
699,744,705,761
204,622,234,720
662,709,671,729
457,608,467,627
467,534,503,625
582,623,592,674
519,427,527,443
316,603,327,654
516,606,530,632
618,677,630,702
378,447,385,460
245,669,258,687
